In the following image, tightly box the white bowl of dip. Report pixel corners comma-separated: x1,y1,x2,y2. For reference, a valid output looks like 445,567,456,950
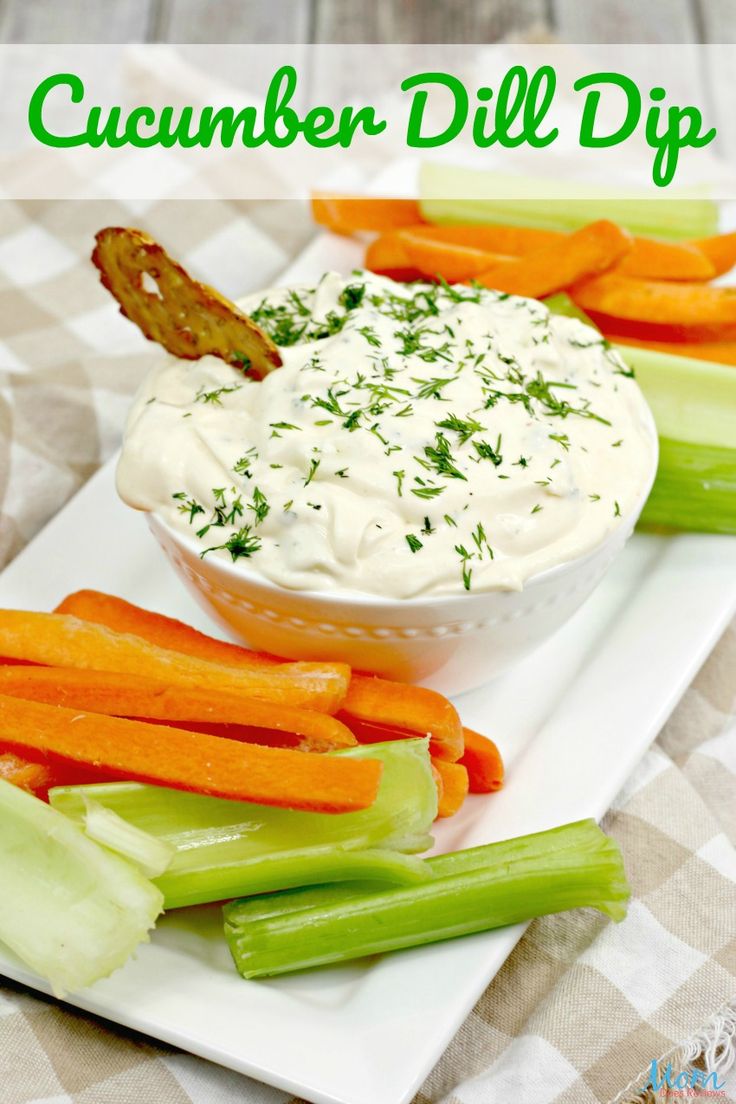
147,471,654,695
118,271,659,694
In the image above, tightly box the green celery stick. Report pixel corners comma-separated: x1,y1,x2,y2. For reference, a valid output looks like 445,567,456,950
224,819,630,979
419,162,718,240
546,293,736,447
0,779,162,996
82,797,175,878
639,438,736,533
50,740,438,908
545,294,736,534
610,345,736,450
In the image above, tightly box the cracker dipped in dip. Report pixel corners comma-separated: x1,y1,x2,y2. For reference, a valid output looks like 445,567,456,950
117,271,657,598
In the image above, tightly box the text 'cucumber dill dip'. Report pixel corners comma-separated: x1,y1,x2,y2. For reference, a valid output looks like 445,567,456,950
117,271,657,598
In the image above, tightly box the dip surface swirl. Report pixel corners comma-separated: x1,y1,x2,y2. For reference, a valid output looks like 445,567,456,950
117,271,657,598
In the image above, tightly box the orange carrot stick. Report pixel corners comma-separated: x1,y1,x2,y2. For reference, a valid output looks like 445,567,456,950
339,676,463,763
403,223,562,254
0,666,356,752
0,694,381,812
432,759,469,818
56,590,278,668
311,195,424,234
581,310,736,345
0,611,349,713
0,752,54,796
615,238,714,281
397,231,511,283
691,232,736,277
607,334,736,366
460,728,504,794
407,224,713,281
364,232,422,280
55,591,464,762
475,220,632,299
571,273,736,328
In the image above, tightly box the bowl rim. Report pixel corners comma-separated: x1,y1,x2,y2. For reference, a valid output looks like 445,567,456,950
147,412,659,612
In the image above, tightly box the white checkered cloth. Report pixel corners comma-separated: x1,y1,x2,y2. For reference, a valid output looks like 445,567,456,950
0,198,734,1104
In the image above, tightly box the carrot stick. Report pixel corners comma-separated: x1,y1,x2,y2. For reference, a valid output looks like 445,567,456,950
400,223,562,255
0,666,356,752
432,759,469,818
339,676,464,762
571,273,736,328
616,238,714,281
55,591,464,762
0,694,381,812
0,752,54,796
410,223,712,281
311,195,424,234
56,590,279,668
397,231,511,283
364,232,422,280
460,728,504,794
475,220,632,298
582,310,736,345
0,611,349,713
608,334,736,367
691,232,736,277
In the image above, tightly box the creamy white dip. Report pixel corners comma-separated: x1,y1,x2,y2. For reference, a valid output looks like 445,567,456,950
117,271,657,598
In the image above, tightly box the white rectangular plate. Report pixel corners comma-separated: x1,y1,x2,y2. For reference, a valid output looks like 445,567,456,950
1,230,735,1104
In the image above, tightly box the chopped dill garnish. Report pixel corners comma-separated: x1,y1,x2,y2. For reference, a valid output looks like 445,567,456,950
201,526,261,562
340,283,366,310
473,436,503,467
269,421,301,436
411,484,445,500
233,447,258,478
412,375,454,400
454,544,473,590
435,412,485,443
420,433,467,481
357,325,381,347
304,458,320,486
549,433,571,451
248,486,270,525
172,492,204,524
195,384,241,405
471,522,493,559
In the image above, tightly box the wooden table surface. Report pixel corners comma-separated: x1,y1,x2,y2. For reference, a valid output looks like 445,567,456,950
1,0,734,44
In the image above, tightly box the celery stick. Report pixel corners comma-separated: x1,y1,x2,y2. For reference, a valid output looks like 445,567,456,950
0,779,162,995
82,797,175,878
639,438,736,533
50,740,438,908
546,293,736,446
611,347,736,450
547,294,736,449
419,162,718,240
544,294,736,534
224,820,630,978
